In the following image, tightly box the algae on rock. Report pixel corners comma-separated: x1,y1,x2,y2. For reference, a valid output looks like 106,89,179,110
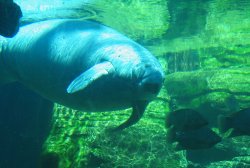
165,68,250,124
43,95,184,168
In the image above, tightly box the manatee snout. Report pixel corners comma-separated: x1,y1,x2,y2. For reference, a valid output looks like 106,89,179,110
142,82,162,95
138,68,164,100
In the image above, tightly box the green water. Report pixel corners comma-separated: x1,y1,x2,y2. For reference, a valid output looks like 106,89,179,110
4,0,250,167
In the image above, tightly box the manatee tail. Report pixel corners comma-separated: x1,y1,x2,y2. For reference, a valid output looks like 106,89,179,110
111,101,148,132
218,114,232,134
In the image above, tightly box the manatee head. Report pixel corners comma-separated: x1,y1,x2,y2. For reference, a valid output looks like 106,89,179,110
102,43,165,102
134,62,165,101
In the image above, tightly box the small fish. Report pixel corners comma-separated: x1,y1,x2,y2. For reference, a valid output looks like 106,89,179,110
166,109,208,131
218,108,250,137
167,126,221,150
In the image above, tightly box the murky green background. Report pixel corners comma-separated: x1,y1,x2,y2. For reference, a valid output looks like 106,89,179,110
10,0,250,167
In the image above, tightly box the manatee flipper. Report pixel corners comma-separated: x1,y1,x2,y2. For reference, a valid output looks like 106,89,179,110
67,61,114,93
111,101,149,132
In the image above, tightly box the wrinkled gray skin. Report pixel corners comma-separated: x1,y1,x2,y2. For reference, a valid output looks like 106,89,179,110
0,19,164,131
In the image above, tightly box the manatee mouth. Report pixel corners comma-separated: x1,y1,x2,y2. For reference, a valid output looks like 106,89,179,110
142,82,162,95
138,72,164,100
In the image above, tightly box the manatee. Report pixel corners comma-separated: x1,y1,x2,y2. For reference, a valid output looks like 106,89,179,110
0,19,165,131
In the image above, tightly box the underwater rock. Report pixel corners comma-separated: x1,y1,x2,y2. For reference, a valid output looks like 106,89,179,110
0,0,22,37
167,50,200,74
166,68,250,99
42,101,187,168
206,160,250,168
186,136,250,167
86,152,106,168
233,156,250,164
201,46,250,69
166,0,208,39
166,67,250,167
165,68,250,125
